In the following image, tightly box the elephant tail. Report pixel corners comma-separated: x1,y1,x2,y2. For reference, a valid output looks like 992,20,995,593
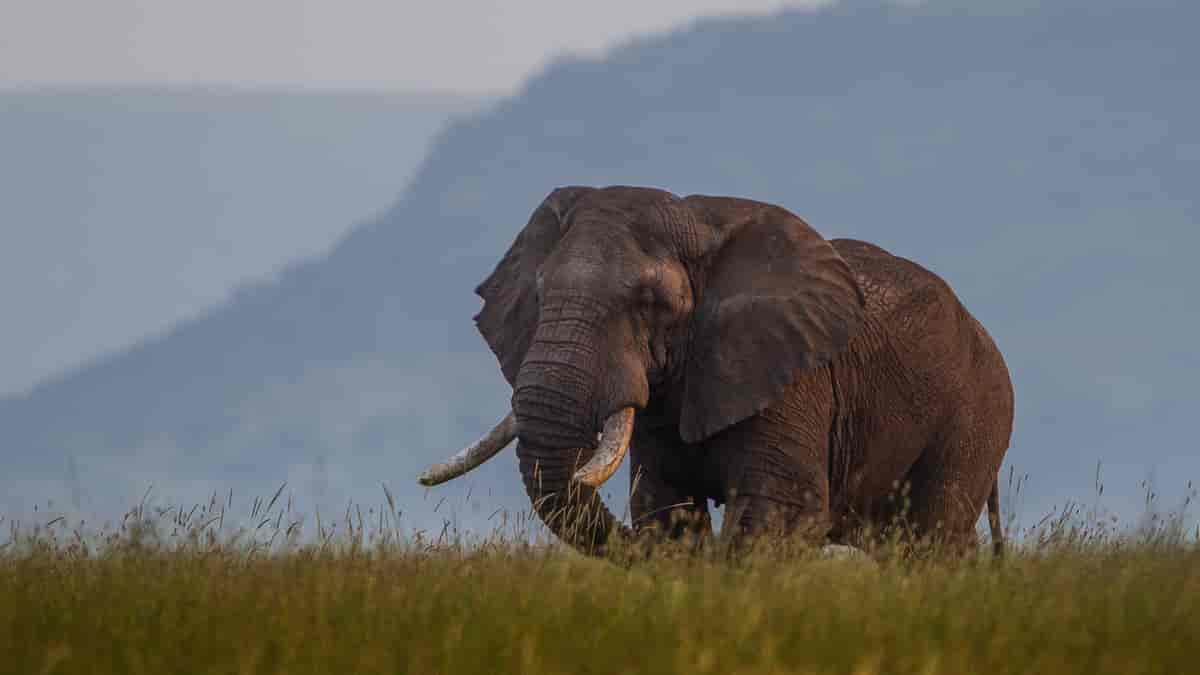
987,476,1004,558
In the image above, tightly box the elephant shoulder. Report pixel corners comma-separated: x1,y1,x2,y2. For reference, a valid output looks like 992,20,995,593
829,238,950,319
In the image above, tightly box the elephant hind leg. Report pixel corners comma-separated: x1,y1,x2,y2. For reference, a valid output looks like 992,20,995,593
716,436,833,547
709,395,834,549
724,490,832,545
897,431,1005,554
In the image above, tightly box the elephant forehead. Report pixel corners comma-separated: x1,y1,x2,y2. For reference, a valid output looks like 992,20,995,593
576,185,679,211
541,241,645,295
551,218,660,267
570,187,691,232
564,213,689,268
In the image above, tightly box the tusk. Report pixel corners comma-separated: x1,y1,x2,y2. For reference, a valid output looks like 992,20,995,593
571,408,636,488
418,412,517,487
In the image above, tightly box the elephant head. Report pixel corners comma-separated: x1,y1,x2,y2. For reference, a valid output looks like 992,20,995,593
420,186,865,552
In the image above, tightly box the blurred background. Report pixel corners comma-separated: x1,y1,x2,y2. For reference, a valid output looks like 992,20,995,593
1,0,1196,540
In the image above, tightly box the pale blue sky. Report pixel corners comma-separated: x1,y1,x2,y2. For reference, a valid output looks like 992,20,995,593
1,0,833,93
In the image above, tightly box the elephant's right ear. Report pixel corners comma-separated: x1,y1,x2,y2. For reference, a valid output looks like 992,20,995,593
475,186,593,385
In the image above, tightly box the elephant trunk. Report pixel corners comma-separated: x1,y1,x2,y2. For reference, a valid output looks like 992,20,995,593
511,313,635,552
516,438,629,553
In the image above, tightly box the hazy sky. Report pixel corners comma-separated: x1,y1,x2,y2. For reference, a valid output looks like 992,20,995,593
1,0,833,93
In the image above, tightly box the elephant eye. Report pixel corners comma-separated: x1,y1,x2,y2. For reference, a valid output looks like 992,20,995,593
638,285,658,307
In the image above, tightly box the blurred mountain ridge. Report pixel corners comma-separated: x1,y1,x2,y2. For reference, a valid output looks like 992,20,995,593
0,86,483,397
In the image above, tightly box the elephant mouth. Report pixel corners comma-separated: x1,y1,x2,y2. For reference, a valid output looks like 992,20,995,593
417,407,636,489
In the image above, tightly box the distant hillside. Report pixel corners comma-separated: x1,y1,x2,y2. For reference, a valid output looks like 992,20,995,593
2,0,1196,535
0,88,481,396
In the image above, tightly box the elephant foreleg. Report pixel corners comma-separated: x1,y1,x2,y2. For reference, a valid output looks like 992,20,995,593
628,433,712,545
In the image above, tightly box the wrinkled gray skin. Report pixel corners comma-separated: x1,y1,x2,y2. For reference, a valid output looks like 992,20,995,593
472,186,1014,554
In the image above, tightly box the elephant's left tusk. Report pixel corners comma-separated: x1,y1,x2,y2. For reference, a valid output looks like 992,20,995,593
418,412,517,487
571,408,636,488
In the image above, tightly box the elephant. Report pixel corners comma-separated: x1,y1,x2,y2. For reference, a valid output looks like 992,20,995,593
419,185,1014,557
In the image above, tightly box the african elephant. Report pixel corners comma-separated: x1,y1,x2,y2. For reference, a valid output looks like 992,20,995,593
419,186,1014,556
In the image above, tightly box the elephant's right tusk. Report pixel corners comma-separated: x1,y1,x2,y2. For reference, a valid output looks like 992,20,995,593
571,408,636,488
418,412,517,486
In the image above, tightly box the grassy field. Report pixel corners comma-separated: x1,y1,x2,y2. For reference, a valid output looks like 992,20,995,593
2,497,1198,675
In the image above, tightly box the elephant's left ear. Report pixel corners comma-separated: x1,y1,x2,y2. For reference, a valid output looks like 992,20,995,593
475,187,593,385
679,196,866,443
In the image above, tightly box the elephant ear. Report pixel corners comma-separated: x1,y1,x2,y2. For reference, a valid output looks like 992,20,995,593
474,187,593,385
679,195,866,443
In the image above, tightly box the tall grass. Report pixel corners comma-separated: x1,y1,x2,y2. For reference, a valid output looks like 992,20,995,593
2,482,1198,675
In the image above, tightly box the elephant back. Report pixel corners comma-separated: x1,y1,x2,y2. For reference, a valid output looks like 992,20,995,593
828,238,949,320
